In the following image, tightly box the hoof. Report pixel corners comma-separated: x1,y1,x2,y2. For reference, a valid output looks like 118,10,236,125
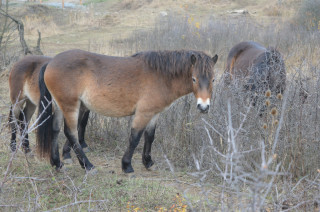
55,163,64,172
10,142,16,152
122,162,134,173
143,155,154,169
58,166,69,172
86,167,97,175
23,147,31,154
63,158,73,164
123,167,134,173
82,147,90,153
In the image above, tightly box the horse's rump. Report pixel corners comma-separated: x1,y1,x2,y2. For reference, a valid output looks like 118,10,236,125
225,41,286,94
9,55,52,104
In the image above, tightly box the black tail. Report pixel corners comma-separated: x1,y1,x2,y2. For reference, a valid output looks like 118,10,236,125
36,63,53,161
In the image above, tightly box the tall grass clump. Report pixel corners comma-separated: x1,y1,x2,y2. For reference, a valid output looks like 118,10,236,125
294,0,320,31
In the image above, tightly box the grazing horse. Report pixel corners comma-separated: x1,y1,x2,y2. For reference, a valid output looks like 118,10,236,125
36,49,218,173
224,41,286,106
8,55,89,160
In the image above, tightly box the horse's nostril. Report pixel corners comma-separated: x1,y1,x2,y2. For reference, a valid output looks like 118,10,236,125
197,104,209,113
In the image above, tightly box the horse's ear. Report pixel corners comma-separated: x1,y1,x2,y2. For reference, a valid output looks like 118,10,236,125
212,54,218,63
191,54,197,65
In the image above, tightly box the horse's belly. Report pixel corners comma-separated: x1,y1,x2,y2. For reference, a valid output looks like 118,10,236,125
94,105,135,117
80,91,136,117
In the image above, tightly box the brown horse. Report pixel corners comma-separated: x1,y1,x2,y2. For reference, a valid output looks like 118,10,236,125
8,55,89,160
37,49,218,173
224,41,286,105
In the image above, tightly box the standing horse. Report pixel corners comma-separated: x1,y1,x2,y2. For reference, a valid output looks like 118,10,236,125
224,41,286,106
36,49,218,173
8,55,89,160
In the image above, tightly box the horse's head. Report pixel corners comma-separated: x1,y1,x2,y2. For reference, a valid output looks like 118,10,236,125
190,53,218,113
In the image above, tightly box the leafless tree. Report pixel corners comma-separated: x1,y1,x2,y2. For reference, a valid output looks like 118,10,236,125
0,3,43,70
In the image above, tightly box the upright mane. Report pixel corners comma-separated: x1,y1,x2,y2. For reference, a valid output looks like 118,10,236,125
132,50,214,78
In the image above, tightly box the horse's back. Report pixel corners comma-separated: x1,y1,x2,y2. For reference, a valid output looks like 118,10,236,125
225,41,286,94
9,55,51,104
226,41,267,75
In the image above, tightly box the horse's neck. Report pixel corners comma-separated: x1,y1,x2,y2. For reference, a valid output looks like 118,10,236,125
170,76,193,100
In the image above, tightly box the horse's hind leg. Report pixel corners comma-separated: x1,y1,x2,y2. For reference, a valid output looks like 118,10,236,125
142,114,159,169
20,100,36,153
9,102,24,152
79,110,90,151
51,109,64,170
62,140,72,163
9,106,18,152
62,109,90,163
63,109,94,171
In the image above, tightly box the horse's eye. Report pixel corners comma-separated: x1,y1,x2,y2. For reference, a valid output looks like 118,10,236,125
212,79,215,83
192,77,196,83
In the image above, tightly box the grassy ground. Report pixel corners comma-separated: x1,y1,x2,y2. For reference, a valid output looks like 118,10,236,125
0,145,200,210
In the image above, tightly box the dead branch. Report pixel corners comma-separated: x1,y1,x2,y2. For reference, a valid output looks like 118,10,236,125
34,30,43,55
0,8,32,55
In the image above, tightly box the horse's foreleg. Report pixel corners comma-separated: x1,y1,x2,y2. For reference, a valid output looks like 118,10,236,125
142,114,159,169
122,112,155,173
122,128,144,173
63,110,94,171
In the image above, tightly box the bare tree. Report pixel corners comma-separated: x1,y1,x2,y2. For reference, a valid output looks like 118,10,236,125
0,4,43,70
0,8,32,55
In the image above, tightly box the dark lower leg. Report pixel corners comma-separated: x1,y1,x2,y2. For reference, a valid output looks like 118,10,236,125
20,103,36,153
10,123,16,152
122,128,144,173
62,140,72,160
51,129,63,170
50,112,63,170
62,110,90,160
79,110,90,148
9,107,17,152
19,120,30,153
142,126,156,169
64,122,94,171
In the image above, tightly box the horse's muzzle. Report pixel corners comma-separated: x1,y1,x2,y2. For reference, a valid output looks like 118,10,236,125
197,104,209,114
